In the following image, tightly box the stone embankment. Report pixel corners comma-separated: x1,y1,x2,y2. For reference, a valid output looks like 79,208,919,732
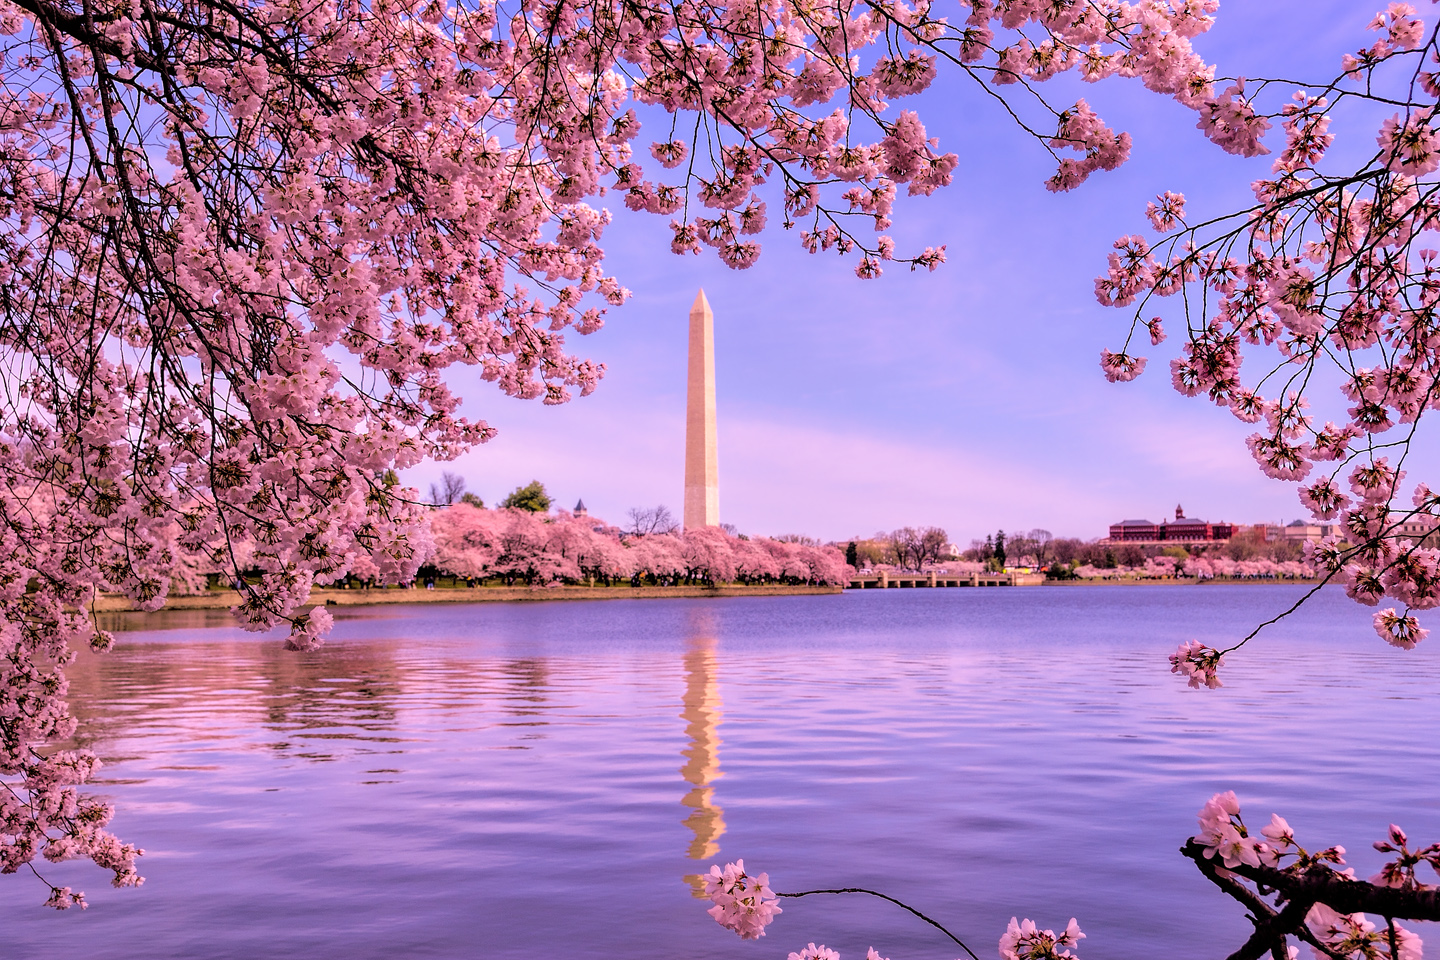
848,573,1326,589
1044,576,1325,585
92,582,841,612
847,571,1047,589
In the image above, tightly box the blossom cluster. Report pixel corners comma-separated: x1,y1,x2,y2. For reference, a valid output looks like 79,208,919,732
1306,904,1423,960
1371,822,1440,890
786,947,891,960
1195,791,1295,869
1169,640,1225,689
703,860,782,939
998,917,1085,960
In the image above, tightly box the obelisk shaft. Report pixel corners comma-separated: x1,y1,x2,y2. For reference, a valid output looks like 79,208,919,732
684,290,719,529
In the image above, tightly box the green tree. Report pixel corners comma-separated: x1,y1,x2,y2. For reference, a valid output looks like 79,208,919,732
845,542,858,568
460,492,485,508
994,530,1007,569
501,481,552,513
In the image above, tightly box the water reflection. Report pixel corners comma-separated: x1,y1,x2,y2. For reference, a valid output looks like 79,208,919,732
680,623,725,895
63,625,564,767
11,588,1435,960
95,608,245,634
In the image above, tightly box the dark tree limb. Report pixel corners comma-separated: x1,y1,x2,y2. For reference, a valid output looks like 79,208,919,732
1182,841,1440,920
1183,839,1440,960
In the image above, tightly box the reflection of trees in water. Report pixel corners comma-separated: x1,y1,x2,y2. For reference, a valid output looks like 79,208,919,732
61,635,559,766
94,608,241,635
680,625,725,897
492,658,552,744
63,640,409,763
496,658,550,715
260,648,407,760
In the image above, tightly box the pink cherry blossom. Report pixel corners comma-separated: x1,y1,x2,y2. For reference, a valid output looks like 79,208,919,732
1367,822,1440,890
1170,640,1226,689
1195,791,1267,868
1307,903,1423,960
1184,794,1433,959
1372,608,1429,649
1100,349,1147,382
1146,191,1187,231
999,916,1085,960
704,860,782,940
788,945,840,960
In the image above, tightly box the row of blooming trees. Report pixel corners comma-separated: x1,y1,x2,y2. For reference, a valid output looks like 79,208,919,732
1065,555,1317,580
428,504,850,587
1182,556,1314,581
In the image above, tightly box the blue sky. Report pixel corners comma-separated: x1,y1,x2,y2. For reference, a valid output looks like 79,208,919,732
404,1,1438,546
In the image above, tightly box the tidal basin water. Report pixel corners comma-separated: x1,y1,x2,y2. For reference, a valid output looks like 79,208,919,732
5,585,1440,959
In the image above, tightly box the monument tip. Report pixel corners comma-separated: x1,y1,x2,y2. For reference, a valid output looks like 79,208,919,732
690,288,711,315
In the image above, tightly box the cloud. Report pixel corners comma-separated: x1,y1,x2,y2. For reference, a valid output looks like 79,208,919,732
717,414,1110,541
406,377,1299,545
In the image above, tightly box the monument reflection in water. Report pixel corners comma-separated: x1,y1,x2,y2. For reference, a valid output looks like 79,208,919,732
680,620,725,895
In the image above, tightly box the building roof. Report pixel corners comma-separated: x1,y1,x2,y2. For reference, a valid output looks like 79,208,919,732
1116,519,1158,526
575,499,586,510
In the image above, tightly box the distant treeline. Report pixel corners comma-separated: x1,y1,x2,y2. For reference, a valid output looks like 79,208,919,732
959,526,1309,571
847,527,950,570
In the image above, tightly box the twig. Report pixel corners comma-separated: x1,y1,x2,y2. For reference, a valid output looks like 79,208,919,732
777,887,982,960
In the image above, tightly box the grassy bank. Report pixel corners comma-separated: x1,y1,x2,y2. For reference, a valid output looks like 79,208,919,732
93,582,843,613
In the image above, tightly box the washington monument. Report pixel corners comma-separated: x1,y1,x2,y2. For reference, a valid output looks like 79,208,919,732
684,289,719,529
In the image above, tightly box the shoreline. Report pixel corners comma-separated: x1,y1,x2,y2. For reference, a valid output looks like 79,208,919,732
1041,576,1327,586
93,582,842,613
90,577,1328,615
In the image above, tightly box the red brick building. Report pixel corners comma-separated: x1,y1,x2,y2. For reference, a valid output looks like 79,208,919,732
1108,505,1232,544
1110,519,1161,541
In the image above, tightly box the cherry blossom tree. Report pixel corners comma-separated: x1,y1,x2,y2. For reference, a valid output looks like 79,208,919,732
1098,2,1440,674
429,501,505,580
570,523,635,582
732,535,783,582
543,508,632,581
